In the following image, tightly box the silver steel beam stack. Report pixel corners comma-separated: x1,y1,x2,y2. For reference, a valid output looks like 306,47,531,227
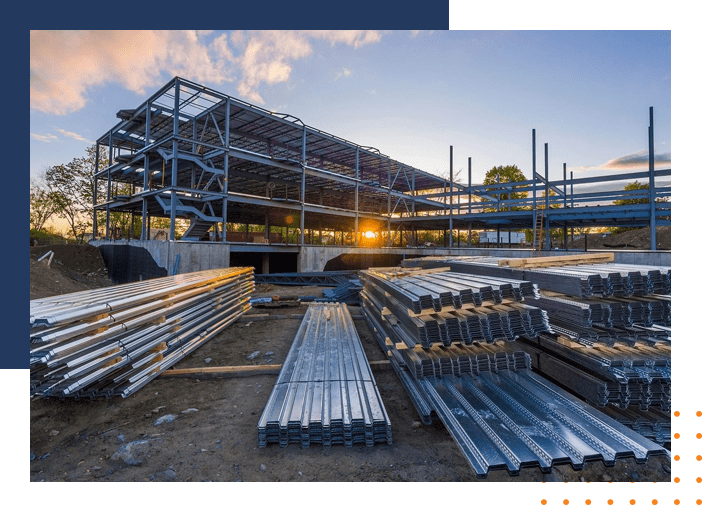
402,256,671,299
30,267,254,398
258,302,392,448
361,292,668,477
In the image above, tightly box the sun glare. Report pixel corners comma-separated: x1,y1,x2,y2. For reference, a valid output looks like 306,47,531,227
363,231,377,239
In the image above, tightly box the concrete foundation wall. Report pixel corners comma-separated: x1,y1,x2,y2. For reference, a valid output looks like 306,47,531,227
298,245,671,272
91,240,231,278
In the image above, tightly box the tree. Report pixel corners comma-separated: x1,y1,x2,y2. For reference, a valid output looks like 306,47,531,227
613,181,651,206
482,165,528,211
45,146,108,241
30,176,58,231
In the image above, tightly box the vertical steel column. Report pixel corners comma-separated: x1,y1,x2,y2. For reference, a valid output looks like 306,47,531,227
92,142,99,238
496,174,500,247
412,167,416,247
106,132,113,239
532,129,537,249
387,160,392,247
563,162,567,248
570,171,574,244
169,79,180,241
355,147,359,246
449,145,454,248
648,106,656,250
468,157,472,247
544,142,550,250
141,104,151,240
222,98,230,242
300,126,306,245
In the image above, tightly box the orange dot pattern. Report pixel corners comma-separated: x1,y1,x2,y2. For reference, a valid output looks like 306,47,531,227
674,501,680,505
675,455,680,461
675,411,680,417
652,500,658,505
697,410,701,417
585,501,591,505
698,477,702,483
697,455,702,461
674,477,680,483
675,433,680,439
630,501,636,505
608,500,613,505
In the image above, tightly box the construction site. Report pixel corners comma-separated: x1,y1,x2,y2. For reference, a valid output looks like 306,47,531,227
30,77,672,483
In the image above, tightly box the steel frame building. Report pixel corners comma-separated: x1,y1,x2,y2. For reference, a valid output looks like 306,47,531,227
93,77,670,252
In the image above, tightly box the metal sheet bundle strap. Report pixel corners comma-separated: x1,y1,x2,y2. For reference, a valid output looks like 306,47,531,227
30,267,254,399
257,302,391,448
361,297,668,477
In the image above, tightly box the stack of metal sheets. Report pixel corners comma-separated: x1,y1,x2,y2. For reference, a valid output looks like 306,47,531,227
518,334,670,412
258,302,391,448
402,257,671,299
361,297,669,477
30,267,254,399
358,269,537,314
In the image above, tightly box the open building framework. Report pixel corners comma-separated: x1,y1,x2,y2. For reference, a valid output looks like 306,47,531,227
93,77,671,252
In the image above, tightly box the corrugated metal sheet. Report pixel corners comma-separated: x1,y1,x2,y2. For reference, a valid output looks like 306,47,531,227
361,276,669,478
258,302,391,448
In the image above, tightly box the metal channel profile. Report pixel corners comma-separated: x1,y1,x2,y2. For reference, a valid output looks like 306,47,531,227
360,279,669,478
402,257,671,299
30,267,254,399
258,302,391,448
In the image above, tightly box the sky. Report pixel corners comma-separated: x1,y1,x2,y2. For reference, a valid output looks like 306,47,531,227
30,29,671,191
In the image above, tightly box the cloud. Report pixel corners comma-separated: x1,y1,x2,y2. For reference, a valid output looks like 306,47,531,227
335,68,352,81
31,133,58,142
55,128,91,143
235,30,381,103
30,30,234,115
574,150,671,173
31,30,383,113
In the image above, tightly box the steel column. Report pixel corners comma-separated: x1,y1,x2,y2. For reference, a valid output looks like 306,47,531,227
532,129,536,250
468,157,472,247
449,145,454,248
648,106,656,250
169,79,180,241
544,143,550,250
93,142,99,238
222,97,230,243
300,126,306,245
355,147,359,246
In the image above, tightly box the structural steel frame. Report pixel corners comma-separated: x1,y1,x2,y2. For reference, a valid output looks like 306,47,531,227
93,77,670,251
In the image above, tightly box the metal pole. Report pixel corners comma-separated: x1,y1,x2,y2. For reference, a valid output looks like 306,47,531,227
300,126,306,245
544,142,550,250
570,170,574,245
563,162,567,248
449,145,454,248
355,147,359,246
468,157,472,246
222,97,230,242
93,142,99,238
532,129,537,250
142,103,151,241
387,161,392,246
169,79,180,241
648,106,657,250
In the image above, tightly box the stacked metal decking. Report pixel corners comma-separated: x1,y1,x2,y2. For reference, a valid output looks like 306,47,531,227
258,302,391,448
361,292,668,477
30,267,254,399
402,256,671,299
360,269,549,349
518,334,671,412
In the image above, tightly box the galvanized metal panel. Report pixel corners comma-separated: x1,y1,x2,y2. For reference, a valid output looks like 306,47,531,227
258,302,391,448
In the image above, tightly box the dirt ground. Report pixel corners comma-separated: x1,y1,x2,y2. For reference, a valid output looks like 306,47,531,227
29,245,671,482
568,226,671,250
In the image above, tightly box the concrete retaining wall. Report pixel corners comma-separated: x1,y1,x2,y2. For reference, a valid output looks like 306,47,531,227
298,245,671,272
91,240,230,281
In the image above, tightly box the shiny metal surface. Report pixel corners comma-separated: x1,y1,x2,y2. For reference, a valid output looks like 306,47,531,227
258,302,391,448
30,267,254,399
360,273,669,478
